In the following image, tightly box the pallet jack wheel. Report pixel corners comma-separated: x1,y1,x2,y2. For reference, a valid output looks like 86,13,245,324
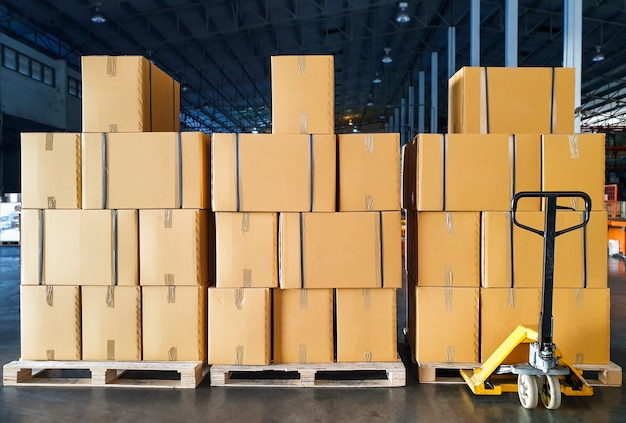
517,374,538,409
540,375,562,410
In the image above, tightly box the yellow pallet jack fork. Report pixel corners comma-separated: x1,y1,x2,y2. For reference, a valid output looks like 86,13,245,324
462,191,594,410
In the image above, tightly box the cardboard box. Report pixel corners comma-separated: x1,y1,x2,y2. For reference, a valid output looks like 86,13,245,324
20,285,81,360
482,211,608,288
403,134,540,211
82,132,209,209
140,209,213,286
480,288,541,363
142,285,207,362
81,55,180,133
207,288,271,365
20,209,138,286
412,286,479,363
448,66,574,134
216,213,277,288
415,212,480,287
271,55,334,134
82,286,141,360
336,288,397,363
273,289,334,363
553,288,610,365
280,211,402,289
20,133,81,209
211,133,335,212
338,133,400,211
542,134,605,211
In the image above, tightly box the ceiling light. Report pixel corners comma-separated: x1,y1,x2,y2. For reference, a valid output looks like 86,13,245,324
352,126,359,133
372,73,382,84
396,2,411,23
181,82,189,92
382,47,393,64
593,45,605,62
366,95,374,107
91,3,106,23
252,127,259,134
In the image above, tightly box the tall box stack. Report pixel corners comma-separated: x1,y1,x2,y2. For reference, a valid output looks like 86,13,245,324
210,55,402,368
404,66,610,375
19,55,211,364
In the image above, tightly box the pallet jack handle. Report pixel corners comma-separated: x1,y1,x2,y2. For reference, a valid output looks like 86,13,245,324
510,191,592,348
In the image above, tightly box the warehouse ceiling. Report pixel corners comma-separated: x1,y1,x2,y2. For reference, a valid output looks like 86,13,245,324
1,0,626,135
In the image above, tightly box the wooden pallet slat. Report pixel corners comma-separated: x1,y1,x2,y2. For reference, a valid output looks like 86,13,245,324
573,362,623,387
210,360,406,388
417,362,478,384
2,360,208,389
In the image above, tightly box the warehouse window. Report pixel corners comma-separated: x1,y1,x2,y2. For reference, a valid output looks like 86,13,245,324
18,53,30,76
42,65,55,87
1,44,55,87
2,46,17,71
68,76,81,98
31,61,42,81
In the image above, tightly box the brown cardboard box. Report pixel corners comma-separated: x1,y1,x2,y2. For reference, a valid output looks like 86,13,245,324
20,285,81,360
542,134,605,211
211,133,335,212
142,284,207,362
448,67,574,134
280,211,402,289
553,288,610,365
336,288,397,363
480,288,541,363
20,209,138,286
216,213,277,288
81,55,180,133
82,286,141,361
415,212,480,287
273,289,334,363
338,133,400,211
271,55,334,134
403,133,540,211
140,209,213,286
413,286,479,363
82,132,209,209
207,287,271,365
482,211,608,288
20,133,81,209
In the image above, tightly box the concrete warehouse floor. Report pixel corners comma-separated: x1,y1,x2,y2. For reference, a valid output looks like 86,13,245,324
1,245,625,422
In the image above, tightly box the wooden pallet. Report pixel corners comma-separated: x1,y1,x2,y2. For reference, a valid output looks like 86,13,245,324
3,360,208,389
417,362,477,384
210,360,406,387
573,362,622,387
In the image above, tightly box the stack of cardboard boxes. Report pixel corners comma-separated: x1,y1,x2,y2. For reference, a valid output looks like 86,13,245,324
404,66,609,368
209,55,402,365
20,56,212,362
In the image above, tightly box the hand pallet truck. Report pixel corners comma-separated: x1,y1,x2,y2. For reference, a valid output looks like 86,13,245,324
461,191,594,409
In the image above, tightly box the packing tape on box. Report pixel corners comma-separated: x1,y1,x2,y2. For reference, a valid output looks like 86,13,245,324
164,273,175,286
168,347,178,361
164,209,173,228
446,346,456,363
299,344,307,363
362,289,372,309
299,289,308,309
364,134,374,154
107,340,115,360
445,212,453,234
444,286,453,313
508,288,516,308
241,213,250,233
167,285,176,303
243,269,252,287
364,349,373,362
234,288,244,310
568,134,580,159
46,349,55,360
575,353,584,364
297,55,306,74
444,266,453,287
365,194,374,211
576,288,585,308
45,133,54,151
106,285,115,308
46,285,54,307
47,196,56,209
107,56,117,77
236,345,244,365
300,112,308,134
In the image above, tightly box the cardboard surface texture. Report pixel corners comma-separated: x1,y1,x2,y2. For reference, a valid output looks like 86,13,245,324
448,67,574,134
271,55,334,134
81,55,180,133
403,134,540,211
338,133,400,211
542,134,605,211
20,133,82,209
82,286,141,361
336,288,397,363
82,132,209,209
140,209,213,286
280,211,402,289
273,289,334,363
413,286,479,363
553,288,611,365
20,285,81,360
142,285,207,362
20,209,138,286
415,212,480,287
216,213,277,288
207,287,271,365
482,211,608,288
211,133,335,212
